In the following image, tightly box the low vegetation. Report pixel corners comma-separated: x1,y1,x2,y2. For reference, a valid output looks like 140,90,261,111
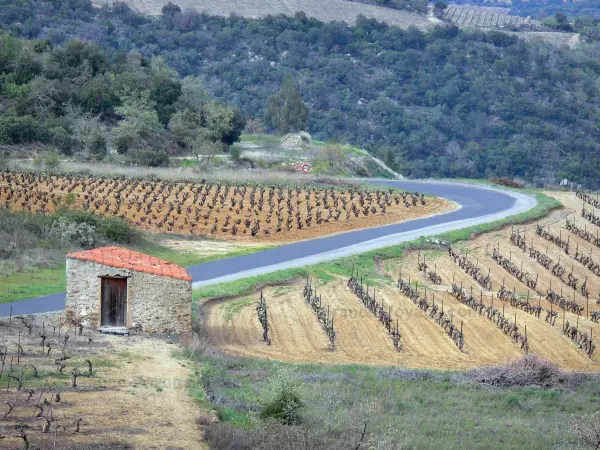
186,334,600,449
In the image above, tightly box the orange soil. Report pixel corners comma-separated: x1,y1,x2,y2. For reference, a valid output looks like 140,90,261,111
202,191,600,371
0,172,455,243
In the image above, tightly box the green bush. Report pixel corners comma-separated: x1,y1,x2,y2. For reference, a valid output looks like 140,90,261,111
53,210,140,245
89,133,107,160
50,126,73,155
0,115,48,144
131,149,170,167
96,216,140,244
229,145,242,162
260,387,303,425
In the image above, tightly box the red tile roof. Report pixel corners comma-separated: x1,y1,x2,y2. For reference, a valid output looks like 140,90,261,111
67,246,192,281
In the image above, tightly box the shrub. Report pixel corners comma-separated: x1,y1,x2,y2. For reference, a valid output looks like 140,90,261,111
53,210,140,245
50,126,74,155
43,151,61,173
131,149,170,167
260,386,303,425
0,115,48,144
459,355,562,388
229,145,242,162
490,177,525,189
48,217,97,249
89,133,107,160
96,216,140,244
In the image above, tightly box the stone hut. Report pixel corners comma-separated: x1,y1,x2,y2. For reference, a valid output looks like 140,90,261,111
65,246,192,334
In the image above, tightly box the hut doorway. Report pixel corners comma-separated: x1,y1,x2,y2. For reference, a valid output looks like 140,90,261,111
100,277,127,327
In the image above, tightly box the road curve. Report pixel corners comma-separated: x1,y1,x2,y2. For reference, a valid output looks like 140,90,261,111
0,180,536,316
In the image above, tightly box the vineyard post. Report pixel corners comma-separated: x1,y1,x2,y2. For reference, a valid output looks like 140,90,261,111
9,305,12,336
576,314,579,330
453,272,455,284
503,304,505,318
17,332,20,365
460,321,463,336
441,297,444,313
563,309,565,331
491,294,494,309
587,295,589,319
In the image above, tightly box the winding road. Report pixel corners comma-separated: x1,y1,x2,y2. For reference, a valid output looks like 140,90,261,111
0,180,537,316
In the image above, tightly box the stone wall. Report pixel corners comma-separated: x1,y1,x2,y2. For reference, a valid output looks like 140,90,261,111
65,258,192,334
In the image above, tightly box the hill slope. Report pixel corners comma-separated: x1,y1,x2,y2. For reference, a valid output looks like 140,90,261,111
93,0,437,28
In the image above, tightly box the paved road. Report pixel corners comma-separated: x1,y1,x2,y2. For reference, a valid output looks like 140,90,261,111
0,180,536,316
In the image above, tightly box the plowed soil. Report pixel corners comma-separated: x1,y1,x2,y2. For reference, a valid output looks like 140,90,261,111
202,191,600,371
0,172,455,244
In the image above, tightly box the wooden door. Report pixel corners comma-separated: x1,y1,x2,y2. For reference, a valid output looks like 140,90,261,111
101,278,127,327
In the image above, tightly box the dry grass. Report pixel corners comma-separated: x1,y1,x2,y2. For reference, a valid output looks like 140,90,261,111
11,160,343,187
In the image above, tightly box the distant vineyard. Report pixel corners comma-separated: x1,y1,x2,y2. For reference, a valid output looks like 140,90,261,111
0,172,450,243
443,5,539,29
94,0,434,29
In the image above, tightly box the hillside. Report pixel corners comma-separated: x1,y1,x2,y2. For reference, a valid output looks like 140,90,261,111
93,0,437,28
93,0,580,47
2,0,600,187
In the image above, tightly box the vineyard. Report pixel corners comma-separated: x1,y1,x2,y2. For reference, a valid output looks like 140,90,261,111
0,172,452,243
0,313,204,448
443,5,538,29
202,191,600,370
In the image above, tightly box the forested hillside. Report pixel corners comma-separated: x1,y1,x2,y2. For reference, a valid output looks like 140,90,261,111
2,0,600,186
0,30,245,165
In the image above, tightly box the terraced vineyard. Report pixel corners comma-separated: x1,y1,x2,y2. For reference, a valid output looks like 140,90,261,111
202,191,600,370
443,5,539,29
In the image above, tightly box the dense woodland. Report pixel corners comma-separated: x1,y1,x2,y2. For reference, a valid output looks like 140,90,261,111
0,29,245,166
509,0,600,20
2,0,600,185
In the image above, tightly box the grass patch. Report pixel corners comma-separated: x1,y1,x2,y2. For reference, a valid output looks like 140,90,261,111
0,266,66,303
189,351,599,449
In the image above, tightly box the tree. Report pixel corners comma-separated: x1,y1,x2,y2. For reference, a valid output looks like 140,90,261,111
222,108,246,146
111,90,164,153
169,101,242,151
264,75,309,135
433,2,448,19
554,12,573,32
319,143,345,169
